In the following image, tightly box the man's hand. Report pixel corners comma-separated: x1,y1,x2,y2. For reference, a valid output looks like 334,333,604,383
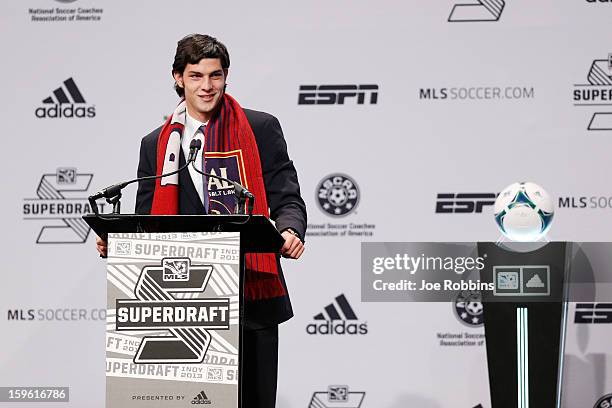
96,236,108,258
280,230,304,259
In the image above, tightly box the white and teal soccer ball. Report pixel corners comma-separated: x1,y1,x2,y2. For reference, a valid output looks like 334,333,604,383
494,182,554,242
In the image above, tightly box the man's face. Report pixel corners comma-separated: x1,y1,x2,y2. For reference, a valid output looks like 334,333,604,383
174,58,227,122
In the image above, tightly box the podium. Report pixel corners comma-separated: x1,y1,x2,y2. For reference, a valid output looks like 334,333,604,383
84,214,283,408
477,242,569,408
84,214,284,251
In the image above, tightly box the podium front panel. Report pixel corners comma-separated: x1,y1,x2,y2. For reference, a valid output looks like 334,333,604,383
105,232,240,408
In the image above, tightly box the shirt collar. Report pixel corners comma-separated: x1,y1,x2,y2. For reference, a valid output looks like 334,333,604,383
184,108,207,139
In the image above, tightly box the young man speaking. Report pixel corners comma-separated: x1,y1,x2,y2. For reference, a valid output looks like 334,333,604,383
97,34,306,407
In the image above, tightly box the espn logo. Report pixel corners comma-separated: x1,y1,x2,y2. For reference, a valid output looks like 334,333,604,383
435,193,497,213
298,84,378,105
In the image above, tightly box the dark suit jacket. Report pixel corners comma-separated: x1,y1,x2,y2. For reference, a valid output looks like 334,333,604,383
135,108,307,328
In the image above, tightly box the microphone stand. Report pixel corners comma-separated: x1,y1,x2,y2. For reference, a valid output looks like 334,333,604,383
89,138,255,222
88,140,201,216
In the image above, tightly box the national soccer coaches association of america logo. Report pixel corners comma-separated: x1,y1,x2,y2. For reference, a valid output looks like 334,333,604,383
454,290,484,327
316,174,360,217
594,393,612,408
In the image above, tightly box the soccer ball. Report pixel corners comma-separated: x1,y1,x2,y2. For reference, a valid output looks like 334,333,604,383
328,187,348,206
465,301,483,316
494,182,554,242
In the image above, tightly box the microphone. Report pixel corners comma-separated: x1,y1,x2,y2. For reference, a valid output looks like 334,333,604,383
187,139,201,162
89,139,201,215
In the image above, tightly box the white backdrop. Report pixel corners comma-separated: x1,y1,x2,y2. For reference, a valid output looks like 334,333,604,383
2,1,612,407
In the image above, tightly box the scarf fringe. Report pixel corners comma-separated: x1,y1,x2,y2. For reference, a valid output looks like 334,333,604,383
244,271,286,300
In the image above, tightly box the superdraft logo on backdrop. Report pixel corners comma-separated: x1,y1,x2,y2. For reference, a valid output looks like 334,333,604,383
308,385,366,408
306,294,368,335
35,77,96,119
573,54,612,131
448,0,505,22
298,85,378,105
28,0,103,22
22,167,104,243
307,174,377,238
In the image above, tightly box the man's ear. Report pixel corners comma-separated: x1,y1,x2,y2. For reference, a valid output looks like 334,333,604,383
173,71,184,89
223,69,229,80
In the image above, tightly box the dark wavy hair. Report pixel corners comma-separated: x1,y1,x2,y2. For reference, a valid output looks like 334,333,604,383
172,34,230,97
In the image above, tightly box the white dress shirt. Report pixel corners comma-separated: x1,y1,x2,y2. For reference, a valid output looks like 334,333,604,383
181,110,207,205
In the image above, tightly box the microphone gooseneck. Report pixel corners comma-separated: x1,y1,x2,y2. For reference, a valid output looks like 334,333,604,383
88,139,201,215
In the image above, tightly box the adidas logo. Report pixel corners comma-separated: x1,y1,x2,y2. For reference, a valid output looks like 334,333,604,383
306,294,368,335
191,390,211,405
35,77,96,118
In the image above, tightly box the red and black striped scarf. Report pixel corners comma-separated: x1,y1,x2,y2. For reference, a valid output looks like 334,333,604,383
151,94,285,301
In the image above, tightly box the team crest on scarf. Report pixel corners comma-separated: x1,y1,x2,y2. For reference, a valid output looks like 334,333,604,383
205,150,248,215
